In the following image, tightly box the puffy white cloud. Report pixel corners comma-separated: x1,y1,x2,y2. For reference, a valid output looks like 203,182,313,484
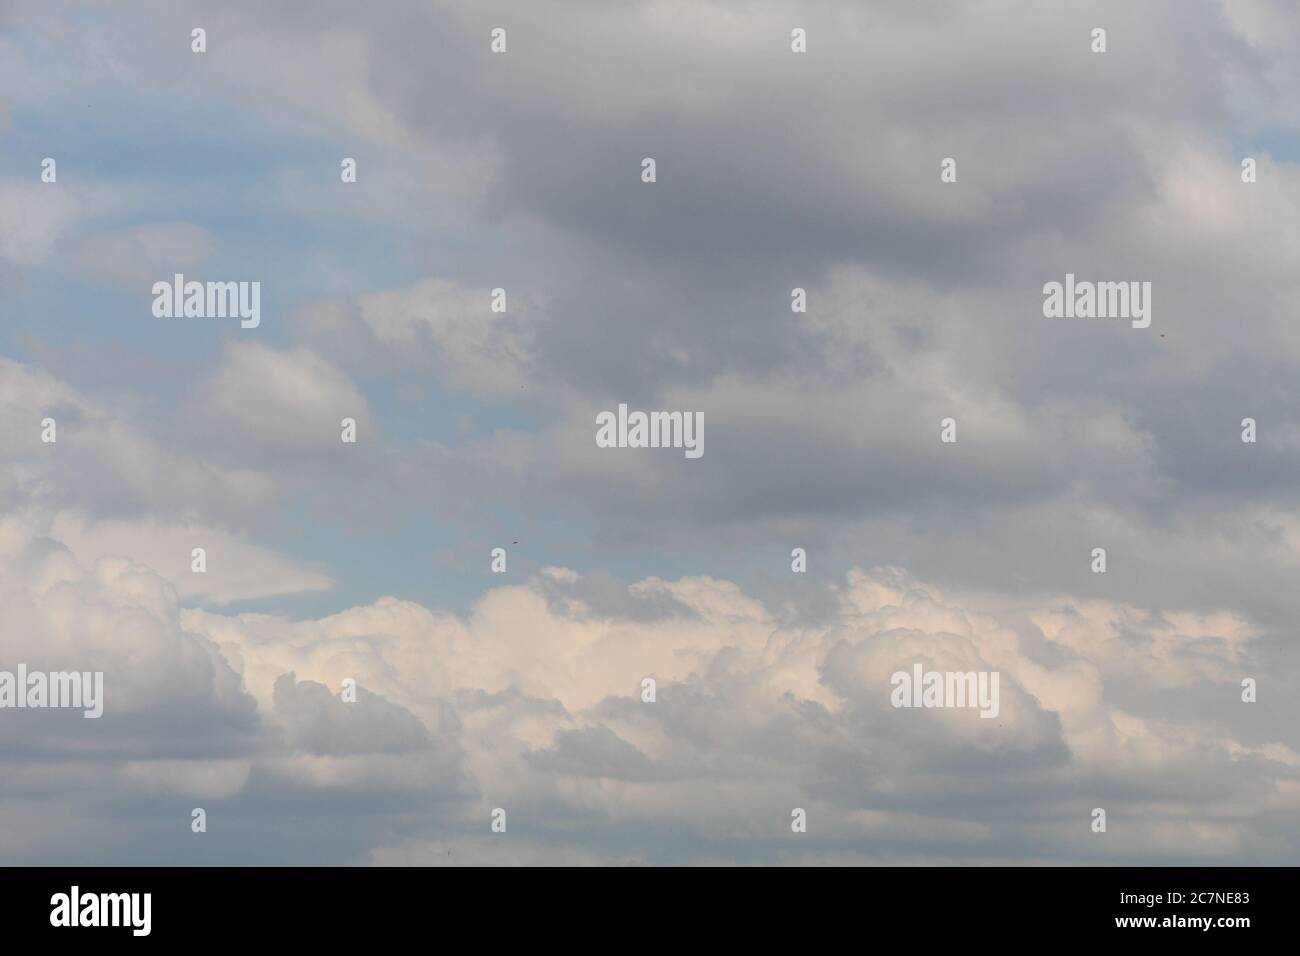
0,517,473,864
0,510,260,756
177,562,1299,864
0,501,1296,864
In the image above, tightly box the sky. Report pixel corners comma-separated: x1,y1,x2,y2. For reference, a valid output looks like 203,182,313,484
1,0,1299,865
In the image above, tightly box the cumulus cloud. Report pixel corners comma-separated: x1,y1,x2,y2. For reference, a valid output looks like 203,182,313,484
0,502,1295,864
0,511,261,760
175,562,1299,865
0,518,473,864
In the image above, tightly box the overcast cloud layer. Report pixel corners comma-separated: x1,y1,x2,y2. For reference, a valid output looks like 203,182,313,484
1,0,1299,864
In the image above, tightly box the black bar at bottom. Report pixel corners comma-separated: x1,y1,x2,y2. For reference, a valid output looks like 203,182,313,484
0,866,1287,942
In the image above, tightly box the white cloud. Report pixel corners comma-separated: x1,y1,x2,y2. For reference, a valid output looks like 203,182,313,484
0,517,470,863
178,562,1299,864
358,277,540,397
48,512,331,605
187,341,372,453
0,355,276,518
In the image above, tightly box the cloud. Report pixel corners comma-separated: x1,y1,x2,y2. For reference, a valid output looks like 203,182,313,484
0,496,1295,865
357,277,542,397
0,355,276,520
186,341,372,454
271,673,433,756
0,182,84,267
179,563,1299,865
0,512,261,759
0,517,474,864
48,512,331,604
